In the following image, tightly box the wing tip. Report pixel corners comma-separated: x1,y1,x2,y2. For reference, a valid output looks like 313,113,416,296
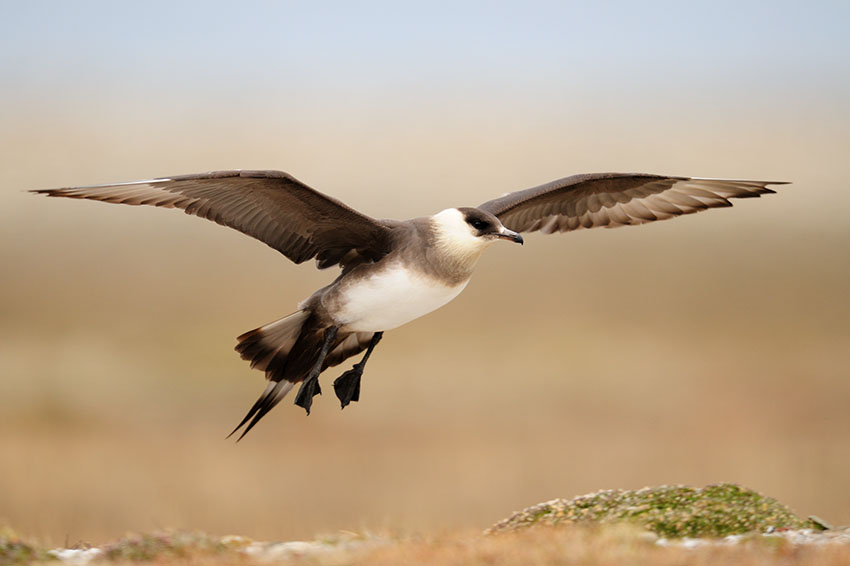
29,177,174,197
687,177,791,186
30,187,87,199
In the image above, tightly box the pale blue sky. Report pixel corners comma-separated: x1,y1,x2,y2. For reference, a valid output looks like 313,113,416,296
2,0,848,108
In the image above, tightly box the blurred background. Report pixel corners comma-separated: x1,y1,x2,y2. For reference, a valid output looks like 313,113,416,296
1,0,848,546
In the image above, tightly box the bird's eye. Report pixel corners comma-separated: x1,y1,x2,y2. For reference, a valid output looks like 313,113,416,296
468,218,489,230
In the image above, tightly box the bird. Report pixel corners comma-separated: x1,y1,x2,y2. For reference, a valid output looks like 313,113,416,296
33,170,785,439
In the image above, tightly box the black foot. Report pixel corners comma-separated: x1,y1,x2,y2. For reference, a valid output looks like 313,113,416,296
294,377,321,414
333,363,363,409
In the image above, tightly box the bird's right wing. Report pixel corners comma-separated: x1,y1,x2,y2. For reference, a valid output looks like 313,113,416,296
33,170,392,270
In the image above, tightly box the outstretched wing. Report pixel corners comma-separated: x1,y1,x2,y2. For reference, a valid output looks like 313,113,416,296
33,170,392,270
478,173,786,234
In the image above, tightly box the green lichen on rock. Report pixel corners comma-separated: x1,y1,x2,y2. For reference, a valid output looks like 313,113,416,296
488,483,807,538
0,528,49,566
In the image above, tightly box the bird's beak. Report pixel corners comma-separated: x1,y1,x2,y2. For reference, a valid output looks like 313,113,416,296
495,228,523,245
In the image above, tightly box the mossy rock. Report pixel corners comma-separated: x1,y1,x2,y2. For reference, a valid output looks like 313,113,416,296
0,529,49,566
488,483,808,538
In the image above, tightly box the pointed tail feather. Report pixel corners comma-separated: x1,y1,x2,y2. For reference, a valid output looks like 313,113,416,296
227,380,295,441
231,311,374,438
229,310,312,440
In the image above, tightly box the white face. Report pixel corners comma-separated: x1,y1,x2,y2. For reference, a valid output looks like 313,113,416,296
431,208,496,255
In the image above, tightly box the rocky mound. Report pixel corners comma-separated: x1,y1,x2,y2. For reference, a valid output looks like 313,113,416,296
488,483,809,538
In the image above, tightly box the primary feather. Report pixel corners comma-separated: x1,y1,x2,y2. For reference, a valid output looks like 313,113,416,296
478,173,784,234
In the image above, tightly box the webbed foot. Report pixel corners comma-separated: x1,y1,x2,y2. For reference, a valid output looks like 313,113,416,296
292,326,339,415
294,377,321,414
333,363,363,409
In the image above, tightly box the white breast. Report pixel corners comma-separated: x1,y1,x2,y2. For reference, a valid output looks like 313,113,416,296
331,262,469,332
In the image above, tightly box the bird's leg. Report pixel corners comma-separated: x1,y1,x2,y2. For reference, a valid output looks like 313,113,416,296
333,332,383,409
294,325,339,415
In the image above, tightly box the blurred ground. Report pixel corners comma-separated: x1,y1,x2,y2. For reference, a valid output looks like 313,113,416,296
8,526,850,566
1,1,849,548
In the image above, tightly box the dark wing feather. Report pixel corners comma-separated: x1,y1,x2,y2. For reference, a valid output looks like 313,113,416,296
478,173,787,234
33,170,392,270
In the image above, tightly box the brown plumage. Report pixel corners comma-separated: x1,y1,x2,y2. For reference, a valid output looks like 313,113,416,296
32,169,786,438
478,173,783,233
35,170,393,271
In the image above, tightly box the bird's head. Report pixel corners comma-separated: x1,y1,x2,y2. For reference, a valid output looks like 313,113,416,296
431,207,523,256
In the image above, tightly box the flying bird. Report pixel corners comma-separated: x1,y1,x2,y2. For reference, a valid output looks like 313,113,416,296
33,170,785,439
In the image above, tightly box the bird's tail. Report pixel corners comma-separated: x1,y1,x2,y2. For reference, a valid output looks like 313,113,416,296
235,309,312,374
229,310,376,440
229,310,314,440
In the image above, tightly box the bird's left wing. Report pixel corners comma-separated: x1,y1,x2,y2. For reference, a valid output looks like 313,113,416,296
33,170,392,270
477,173,786,234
